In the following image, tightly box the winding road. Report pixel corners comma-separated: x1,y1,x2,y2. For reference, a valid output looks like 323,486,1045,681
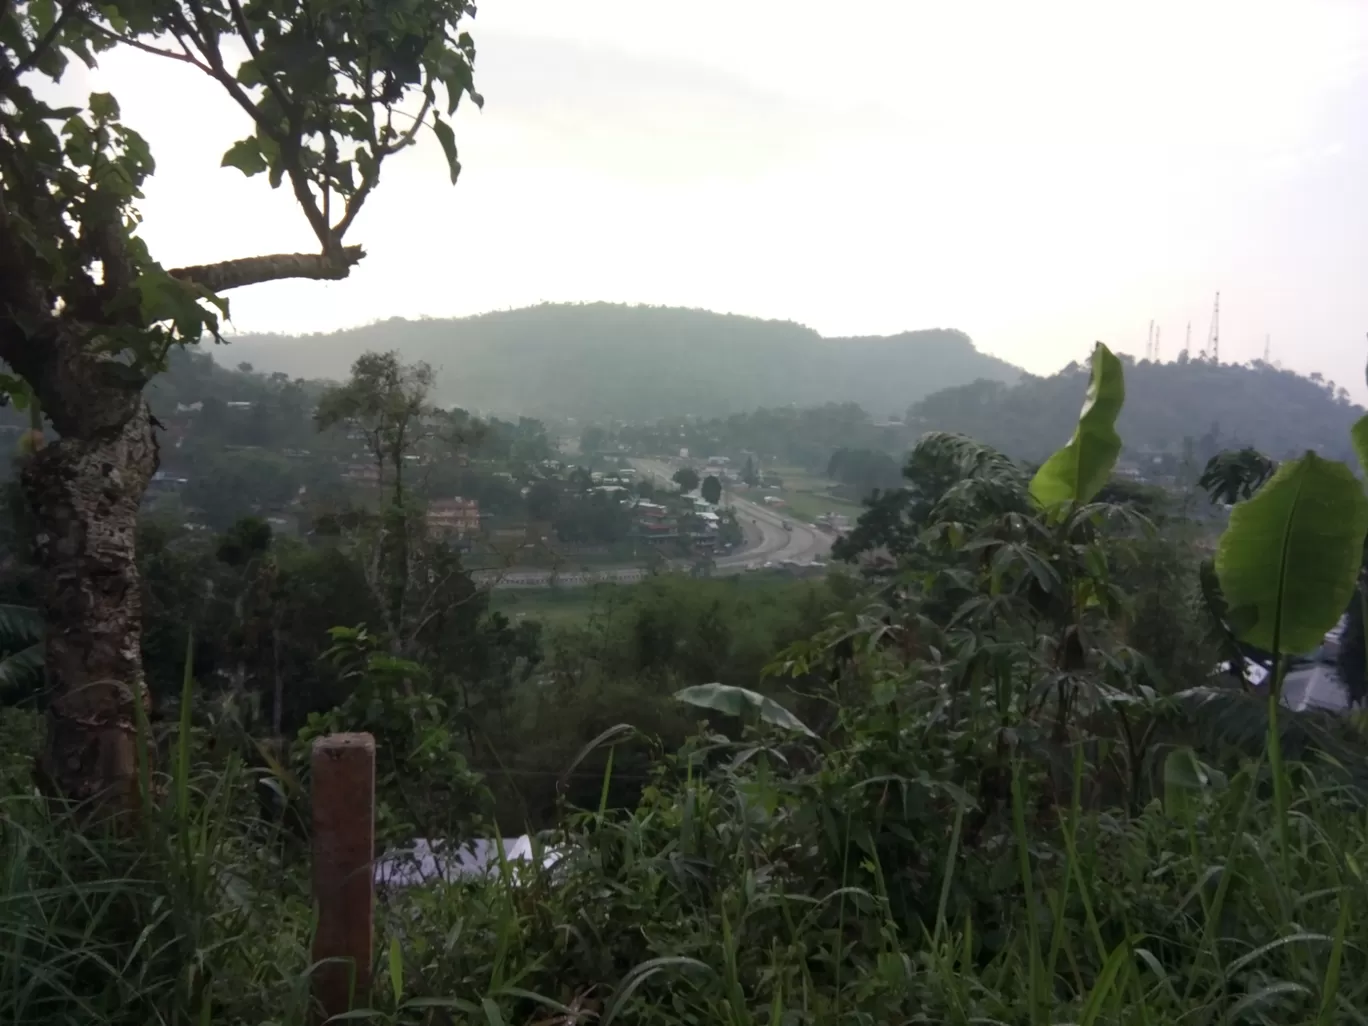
471,457,835,589
627,458,834,571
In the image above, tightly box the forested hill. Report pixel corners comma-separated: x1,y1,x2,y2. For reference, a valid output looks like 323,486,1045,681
220,303,1021,421
909,355,1364,464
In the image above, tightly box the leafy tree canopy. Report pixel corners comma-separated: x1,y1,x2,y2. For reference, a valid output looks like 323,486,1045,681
1199,447,1277,506
826,447,901,499
672,466,700,494
700,474,722,505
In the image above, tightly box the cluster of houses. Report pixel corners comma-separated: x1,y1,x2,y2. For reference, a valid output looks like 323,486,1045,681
412,459,726,561
633,495,723,552
143,396,730,563
425,497,482,537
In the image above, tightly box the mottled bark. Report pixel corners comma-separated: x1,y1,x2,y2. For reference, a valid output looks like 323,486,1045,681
170,246,364,293
22,401,158,808
2,154,365,806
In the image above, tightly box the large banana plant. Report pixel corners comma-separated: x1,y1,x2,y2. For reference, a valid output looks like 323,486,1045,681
1175,431,1368,803
0,602,43,705
1030,342,1125,509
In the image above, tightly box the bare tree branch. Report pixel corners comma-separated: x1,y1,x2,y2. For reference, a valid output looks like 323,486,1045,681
334,93,433,239
85,24,210,72
168,245,364,293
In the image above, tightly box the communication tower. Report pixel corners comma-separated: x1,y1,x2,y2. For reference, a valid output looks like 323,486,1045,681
1206,292,1221,363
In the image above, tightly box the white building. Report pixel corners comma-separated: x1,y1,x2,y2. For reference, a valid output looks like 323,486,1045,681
375,836,563,888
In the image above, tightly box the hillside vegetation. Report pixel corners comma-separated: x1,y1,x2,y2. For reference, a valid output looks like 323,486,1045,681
16,5,1368,1021
909,354,1364,465
15,343,1368,1024
588,357,1363,502
221,302,1021,421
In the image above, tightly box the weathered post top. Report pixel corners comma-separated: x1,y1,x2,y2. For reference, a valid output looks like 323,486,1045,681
314,732,376,757
311,732,376,1023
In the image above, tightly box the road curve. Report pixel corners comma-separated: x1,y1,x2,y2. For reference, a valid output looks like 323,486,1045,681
628,458,834,571
471,459,836,590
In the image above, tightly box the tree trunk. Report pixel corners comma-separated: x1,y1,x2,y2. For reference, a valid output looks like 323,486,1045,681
22,402,158,808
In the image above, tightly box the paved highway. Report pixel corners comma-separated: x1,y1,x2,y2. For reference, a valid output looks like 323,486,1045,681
470,458,836,590
628,458,834,571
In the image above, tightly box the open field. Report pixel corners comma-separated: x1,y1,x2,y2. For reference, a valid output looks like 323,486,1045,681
489,572,840,629
761,465,868,524
466,539,645,571
489,582,635,626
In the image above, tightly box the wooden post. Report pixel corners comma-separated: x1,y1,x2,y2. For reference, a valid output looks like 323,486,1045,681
312,732,375,1022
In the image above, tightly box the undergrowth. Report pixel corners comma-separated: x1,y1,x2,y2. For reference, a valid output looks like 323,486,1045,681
4,697,1368,1026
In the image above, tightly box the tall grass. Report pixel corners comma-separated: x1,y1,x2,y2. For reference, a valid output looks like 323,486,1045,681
5,697,1368,1024
0,680,314,1026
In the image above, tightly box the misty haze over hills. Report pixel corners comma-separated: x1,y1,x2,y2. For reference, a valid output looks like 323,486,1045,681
219,303,1021,421
215,302,1366,465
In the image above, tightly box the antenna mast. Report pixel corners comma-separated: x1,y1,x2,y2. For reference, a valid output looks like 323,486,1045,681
1206,291,1220,363
1155,326,1161,362
1184,321,1191,358
1146,320,1154,361
1263,334,1270,363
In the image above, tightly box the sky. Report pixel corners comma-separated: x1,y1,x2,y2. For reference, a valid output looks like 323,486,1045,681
55,1,1368,395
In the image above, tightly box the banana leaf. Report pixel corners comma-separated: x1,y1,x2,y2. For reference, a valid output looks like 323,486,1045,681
1215,451,1368,656
0,603,42,645
1030,342,1125,508
674,683,816,738
1352,414,1368,478
0,642,43,703
0,604,43,705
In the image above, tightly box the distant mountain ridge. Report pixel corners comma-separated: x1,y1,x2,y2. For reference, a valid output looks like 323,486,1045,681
220,302,1021,421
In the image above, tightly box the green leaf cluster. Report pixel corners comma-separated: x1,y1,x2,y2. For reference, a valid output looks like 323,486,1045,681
1,0,481,395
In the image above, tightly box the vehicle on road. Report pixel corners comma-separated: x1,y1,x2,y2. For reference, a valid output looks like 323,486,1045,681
781,520,791,530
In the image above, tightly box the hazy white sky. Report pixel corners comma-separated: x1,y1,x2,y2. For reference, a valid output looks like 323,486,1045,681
60,1,1368,394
